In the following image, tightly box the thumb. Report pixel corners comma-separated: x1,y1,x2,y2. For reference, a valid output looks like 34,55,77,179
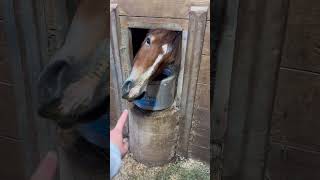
120,138,129,156
31,151,58,180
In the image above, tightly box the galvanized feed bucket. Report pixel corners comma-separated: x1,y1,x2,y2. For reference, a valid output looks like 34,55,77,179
133,66,177,111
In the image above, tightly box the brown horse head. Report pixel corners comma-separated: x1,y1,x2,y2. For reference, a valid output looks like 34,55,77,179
122,29,180,101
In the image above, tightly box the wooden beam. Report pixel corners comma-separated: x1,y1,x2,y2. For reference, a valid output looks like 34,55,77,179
110,4,128,135
221,0,289,179
211,0,239,172
2,0,39,178
178,6,208,157
111,0,210,20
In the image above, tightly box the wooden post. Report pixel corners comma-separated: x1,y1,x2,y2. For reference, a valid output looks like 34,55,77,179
178,6,208,158
2,1,39,178
110,4,128,132
129,106,179,166
221,0,289,179
211,0,239,179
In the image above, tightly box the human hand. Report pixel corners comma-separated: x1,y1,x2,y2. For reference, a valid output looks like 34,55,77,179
31,151,58,180
110,110,129,157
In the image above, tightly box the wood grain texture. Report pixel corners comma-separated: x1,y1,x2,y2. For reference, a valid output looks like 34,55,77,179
0,49,12,84
189,144,210,163
0,20,6,45
286,0,320,25
2,0,41,178
197,55,210,84
281,24,320,73
111,0,210,19
271,68,320,152
122,16,189,31
202,21,210,55
222,0,288,179
0,138,25,180
281,0,320,73
267,142,320,180
129,107,178,166
194,83,210,109
190,127,210,148
0,85,19,139
110,5,129,136
192,107,210,130
178,6,208,158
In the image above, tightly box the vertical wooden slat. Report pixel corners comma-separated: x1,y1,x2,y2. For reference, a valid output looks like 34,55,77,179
178,6,208,157
222,0,289,179
2,0,39,178
110,4,129,135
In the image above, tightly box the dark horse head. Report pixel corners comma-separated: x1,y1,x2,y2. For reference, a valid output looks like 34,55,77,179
37,42,108,129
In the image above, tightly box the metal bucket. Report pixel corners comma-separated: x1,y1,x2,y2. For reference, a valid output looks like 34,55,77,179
133,66,177,111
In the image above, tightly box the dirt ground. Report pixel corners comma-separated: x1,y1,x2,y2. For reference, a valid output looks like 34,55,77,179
113,153,210,180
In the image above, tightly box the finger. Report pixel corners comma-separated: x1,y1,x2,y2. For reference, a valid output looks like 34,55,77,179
114,110,129,132
31,151,58,180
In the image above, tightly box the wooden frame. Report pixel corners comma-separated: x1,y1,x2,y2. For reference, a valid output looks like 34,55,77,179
110,3,208,158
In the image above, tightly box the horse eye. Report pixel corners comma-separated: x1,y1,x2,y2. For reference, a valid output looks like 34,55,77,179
146,37,151,45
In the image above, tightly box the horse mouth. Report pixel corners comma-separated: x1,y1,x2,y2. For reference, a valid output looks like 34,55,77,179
38,96,108,129
122,90,145,102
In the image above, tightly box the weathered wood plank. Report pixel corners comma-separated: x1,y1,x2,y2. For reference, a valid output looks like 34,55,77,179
267,142,320,180
280,0,320,73
109,87,118,129
190,129,210,149
281,24,320,73
121,16,189,31
129,107,178,166
0,59,12,84
192,107,210,130
271,68,320,152
178,6,208,158
287,0,320,25
2,0,40,178
197,55,210,84
111,0,210,20
0,20,6,46
194,83,210,109
202,21,210,55
222,0,288,179
0,85,19,139
188,144,210,163
111,4,127,115
0,138,25,180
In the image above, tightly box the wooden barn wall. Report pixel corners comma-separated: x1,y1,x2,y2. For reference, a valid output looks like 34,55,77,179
268,0,320,179
109,0,211,163
188,21,210,163
0,1,25,179
110,0,210,20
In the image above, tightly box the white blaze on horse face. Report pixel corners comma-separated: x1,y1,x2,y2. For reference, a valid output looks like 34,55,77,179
127,44,169,98
127,67,140,81
150,35,155,43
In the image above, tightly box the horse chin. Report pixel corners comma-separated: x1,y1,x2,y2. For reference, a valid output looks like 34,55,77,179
124,90,144,102
124,85,147,102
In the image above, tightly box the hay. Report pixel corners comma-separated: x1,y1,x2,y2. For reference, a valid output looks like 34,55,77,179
113,153,210,180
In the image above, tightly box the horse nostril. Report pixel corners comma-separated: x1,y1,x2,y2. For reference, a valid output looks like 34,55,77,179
122,80,134,97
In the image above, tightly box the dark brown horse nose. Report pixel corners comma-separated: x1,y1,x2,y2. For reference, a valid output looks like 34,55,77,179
122,80,134,98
